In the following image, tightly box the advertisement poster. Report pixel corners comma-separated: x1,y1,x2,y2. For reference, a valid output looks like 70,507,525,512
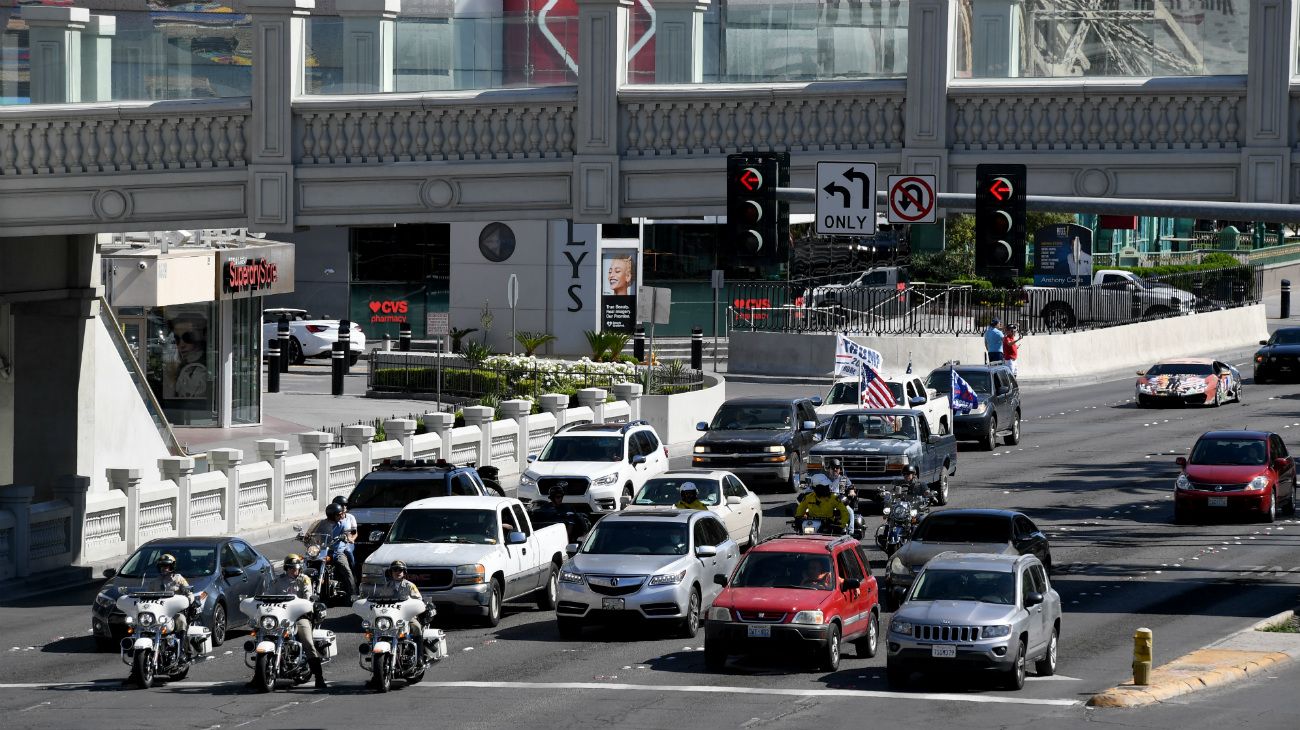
1033,223,1093,287
161,305,211,400
600,245,639,333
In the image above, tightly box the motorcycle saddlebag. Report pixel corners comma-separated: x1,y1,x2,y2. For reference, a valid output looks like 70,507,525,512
187,625,213,654
424,628,449,661
312,629,338,658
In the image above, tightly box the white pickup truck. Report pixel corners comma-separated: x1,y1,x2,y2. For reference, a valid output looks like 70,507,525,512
362,496,568,627
1024,269,1198,329
816,375,951,435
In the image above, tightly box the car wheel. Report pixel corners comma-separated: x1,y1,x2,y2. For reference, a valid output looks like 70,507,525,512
209,602,227,647
745,518,760,551
1002,638,1027,690
704,641,728,671
1264,488,1278,524
1211,386,1222,407
931,469,949,507
483,579,503,628
537,564,559,610
818,623,841,672
854,610,879,659
886,662,908,688
556,618,582,639
981,416,998,451
1233,383,1242,403
621,485,634,511
678,588,701,639
1004,412,1021,445
1040,303,1076,330
1035,626,1059,676
289,337,305,365
1285,482,1298,516
788,455,804,493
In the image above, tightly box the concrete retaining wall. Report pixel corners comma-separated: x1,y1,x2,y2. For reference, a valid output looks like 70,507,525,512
641,374,726,444
730,305,1269,381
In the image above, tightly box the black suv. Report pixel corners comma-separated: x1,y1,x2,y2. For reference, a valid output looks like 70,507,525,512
345,460,498,565
692,396,821,491
925,364,1022,450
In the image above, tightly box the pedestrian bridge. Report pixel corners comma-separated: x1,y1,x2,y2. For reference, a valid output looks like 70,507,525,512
1,0,1298,237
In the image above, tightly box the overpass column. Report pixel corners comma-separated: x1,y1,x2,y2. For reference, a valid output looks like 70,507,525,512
902,0,955,253
1243,0,1296,204
335,0,398,93
653,0,708,84
80,15,115,103
21,6,88,104
246,0,315,232
573,0,631,222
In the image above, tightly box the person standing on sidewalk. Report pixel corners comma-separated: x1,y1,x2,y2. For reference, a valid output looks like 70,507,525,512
984,318,1005,363
1002,323,1020,374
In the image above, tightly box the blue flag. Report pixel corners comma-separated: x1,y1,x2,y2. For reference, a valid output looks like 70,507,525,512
951,369,980,415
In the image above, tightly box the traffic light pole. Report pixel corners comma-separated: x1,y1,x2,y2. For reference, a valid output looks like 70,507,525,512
778,188,1300,224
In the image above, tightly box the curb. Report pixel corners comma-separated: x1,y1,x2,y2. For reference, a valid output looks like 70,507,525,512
1088,610,1299,708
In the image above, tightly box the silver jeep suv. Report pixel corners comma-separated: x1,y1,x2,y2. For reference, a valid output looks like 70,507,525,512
886,552,1061,690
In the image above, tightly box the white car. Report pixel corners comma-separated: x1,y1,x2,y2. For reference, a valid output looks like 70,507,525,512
817,375,951,435
263,307,366,365
518,421,670,516
629,470,763,549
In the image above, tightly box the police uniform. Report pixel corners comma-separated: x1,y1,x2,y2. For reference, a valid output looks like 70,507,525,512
675,499,709,511
795,493,849,525
150,571,193,633
269,571,318,660
377,576,426,643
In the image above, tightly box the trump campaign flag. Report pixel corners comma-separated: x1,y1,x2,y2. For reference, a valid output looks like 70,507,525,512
859,363,896,409
950,369,981,415
834,334,883,377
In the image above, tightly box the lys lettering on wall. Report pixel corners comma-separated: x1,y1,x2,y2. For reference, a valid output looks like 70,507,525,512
565,235,588,313
369,300,409,324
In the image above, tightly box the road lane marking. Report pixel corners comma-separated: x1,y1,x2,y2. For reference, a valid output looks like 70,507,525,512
411,680,1083,707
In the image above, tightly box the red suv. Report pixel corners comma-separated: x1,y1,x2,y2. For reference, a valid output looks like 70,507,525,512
704,534,879,672
1175,430,1297,523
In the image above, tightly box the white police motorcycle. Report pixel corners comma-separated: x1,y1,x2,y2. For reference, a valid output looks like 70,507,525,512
116,590,212,688
240,593,337,692
354,591,447,692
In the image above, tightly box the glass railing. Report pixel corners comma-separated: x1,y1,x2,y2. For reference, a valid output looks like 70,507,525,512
958,0,1249,79
1,6,253,106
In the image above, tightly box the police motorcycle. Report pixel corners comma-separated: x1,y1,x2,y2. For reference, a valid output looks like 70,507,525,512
354,584,448,692
787,474,863,538
240,594,336,692
874,480,932,556
116,589,212,688
295,526,354,606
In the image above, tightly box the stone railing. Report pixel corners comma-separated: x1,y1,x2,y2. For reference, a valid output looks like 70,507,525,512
0,485,78,579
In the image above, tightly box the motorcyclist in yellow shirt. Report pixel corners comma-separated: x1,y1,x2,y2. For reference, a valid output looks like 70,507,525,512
795,474,850,531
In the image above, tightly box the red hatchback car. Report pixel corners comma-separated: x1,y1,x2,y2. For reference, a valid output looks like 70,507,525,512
1175,431,1297,524
704,534,879,672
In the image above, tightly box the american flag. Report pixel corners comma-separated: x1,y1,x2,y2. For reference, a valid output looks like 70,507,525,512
858,363,896,409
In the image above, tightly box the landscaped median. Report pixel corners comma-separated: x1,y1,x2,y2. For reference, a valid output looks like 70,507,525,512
1088,610,1300,708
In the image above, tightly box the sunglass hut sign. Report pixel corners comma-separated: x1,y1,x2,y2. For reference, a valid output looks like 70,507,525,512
218,246,294,299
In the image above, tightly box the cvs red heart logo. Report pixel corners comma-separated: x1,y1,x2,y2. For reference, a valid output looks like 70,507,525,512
369,301,382,313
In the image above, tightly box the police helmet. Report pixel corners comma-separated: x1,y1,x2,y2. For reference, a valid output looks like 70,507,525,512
389,560,408,572
284,554,304,569
679,481,699,498
332,495,348,508
325,502,344,519
810,473,833,494
156,553,177,568
903,464,919,477
825,458,842,470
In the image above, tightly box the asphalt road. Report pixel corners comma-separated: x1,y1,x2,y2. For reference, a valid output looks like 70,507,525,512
3,341,1300,728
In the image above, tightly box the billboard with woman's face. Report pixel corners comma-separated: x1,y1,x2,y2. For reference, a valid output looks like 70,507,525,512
601,247,639,333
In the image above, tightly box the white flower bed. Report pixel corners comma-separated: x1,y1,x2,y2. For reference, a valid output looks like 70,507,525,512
482,355,639,391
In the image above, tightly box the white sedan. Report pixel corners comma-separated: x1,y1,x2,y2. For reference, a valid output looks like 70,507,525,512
263,307,366,365
629,470,763,549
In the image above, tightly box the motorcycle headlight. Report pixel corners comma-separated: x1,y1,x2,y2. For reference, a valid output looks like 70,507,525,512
707,607,732,622
305,545,321,558
369,530,386,543
1175,473,1191,491
1247,476,1270,491
888,557,908,576
890,619,915,636
259,615,278,631
791,610,825,625
593,473,619,487
375,617,394,631
764,445,786,454
882,506,892,515
982,624,1012,639
138,612,156,627
909,508,918,518
649,570,687,586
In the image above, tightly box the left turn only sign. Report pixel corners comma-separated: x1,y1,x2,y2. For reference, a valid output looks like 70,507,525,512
816,161,877,235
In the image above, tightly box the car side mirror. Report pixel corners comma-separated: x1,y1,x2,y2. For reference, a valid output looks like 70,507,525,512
713,574,729,587
103,568,117,579
223,567,244,579
620,495,633,508
565,543,579,557
1135,370,1146,376
293,524,303,535
696,421,709,432
1275,458,1290,471
842,578,861,592
1175,456,1188,467
631,454,647,466
1024,591,1044,608
726,496,742,506
507,531,527,545
926,435,938,444
695,545,718,558
527,454,538,463
801,420,817,431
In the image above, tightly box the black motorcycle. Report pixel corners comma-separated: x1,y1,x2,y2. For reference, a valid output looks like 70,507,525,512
874,485,930,556
296,529,355,606
476,465,507,497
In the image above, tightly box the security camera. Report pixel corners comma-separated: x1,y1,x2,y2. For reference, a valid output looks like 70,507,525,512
137,261,149,270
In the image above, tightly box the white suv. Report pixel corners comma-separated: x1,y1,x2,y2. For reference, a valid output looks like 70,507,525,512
518,421,670,515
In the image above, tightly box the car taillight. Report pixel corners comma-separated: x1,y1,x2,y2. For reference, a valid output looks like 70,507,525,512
306,325,329,333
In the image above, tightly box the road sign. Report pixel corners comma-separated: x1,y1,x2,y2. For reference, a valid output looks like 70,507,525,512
637,286,672,325
816,162,877,235
426,311,449,336
886,174,937,224
506,273,520,308
711,269,725,290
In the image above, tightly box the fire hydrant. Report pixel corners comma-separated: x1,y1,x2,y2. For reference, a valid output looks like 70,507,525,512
1133,627,1153,685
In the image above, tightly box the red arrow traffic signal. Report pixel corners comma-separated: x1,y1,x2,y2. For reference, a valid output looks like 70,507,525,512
988,176,1013,201
739,167,762,191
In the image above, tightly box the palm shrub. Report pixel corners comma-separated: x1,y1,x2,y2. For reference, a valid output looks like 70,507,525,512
515,331,557,357
462,340,493,369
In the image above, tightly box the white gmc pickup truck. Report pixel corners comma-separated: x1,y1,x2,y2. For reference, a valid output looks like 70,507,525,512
363,496,569,627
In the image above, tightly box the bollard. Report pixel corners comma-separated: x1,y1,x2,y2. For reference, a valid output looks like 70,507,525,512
690,326,703,370
1282,279,1291,319
277,315,291,372
338,318,352,374
267,340,281,393
399,322,412,352
1132,627,1153,686
384,333,392,352
634,325,645,362
331,341,345,396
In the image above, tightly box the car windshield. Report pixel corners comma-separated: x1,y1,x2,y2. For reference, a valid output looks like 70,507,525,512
927,370,993,395
1144,362,1214,377
119,546,218,579
909,569,1015,605
826,381,902,405
581,522,689,556
827,413,918,440
1190,438,1268,466
709,405,791,430
539,436,623,462
347,475,447,508
386,509,499,545
634,478,721,506
1267,329,1300,345
731,552,834,590
913,514,1012,544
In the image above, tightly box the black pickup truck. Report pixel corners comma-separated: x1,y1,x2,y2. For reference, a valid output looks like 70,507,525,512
691,396,822,491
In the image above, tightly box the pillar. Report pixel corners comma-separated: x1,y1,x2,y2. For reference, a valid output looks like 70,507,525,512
107,468,143,553
539,393,570,423
576,387,608,422
611,382,642,421
1242,0,1295,204
256,438,289,523
80,15,115,103
342,424,376,473
208,448,244,533
902,0,954,245
423,412,455,461
383,418,417,460
498,399,533,476
461,405,495,468
297,431,333,510
573,0,631,221
653,0,707,84
0,485,35,578
21,6,87,104
158,457,195,537
969,0,1022,78
52,475,90,563
336,0,397,93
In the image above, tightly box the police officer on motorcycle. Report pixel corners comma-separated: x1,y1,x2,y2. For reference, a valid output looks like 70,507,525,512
367,561,433,684
897,465,931,503
823,458,860,535
529,486,593,543
794,474,850,532
152,553,194,631
258,555,327,689
675,482,709,511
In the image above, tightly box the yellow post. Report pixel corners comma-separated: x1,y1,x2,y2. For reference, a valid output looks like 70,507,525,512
1133,627,1153,686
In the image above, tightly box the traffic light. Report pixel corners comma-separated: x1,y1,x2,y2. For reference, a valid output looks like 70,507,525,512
975,164,1027,281
727,153,780,255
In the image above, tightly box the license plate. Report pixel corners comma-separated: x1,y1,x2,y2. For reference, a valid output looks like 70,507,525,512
747,625,772,638
1208,496,1228,507
931,644,957,658
602,598,625,611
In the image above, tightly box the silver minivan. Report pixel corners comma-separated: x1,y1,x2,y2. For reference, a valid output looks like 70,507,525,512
555,509,740,639
886,552,1061,690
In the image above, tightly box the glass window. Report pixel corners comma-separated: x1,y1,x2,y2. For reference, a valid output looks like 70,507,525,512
220,544,240,570
539,436,623,462
1271,435,1289,459
581,521,689,556
693,520,710,548
635,478,721,506
703,518,729,546
387,509,499,545
500,508,517,535
511,505,531,536
1029,565,1048,595
450,473,480,496
146,302,219,426
231,541,260,568
1190,438,1268,466
231,297,261,425
914,514,1012,544
1020,569,1034,605
641,430,661,451
854,545,875,578
119,545,217,578
709,405,791,430
910,569,1015,605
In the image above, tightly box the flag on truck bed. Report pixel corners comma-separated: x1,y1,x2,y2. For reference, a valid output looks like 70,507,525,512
859,363,896,409
951,369,980,415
